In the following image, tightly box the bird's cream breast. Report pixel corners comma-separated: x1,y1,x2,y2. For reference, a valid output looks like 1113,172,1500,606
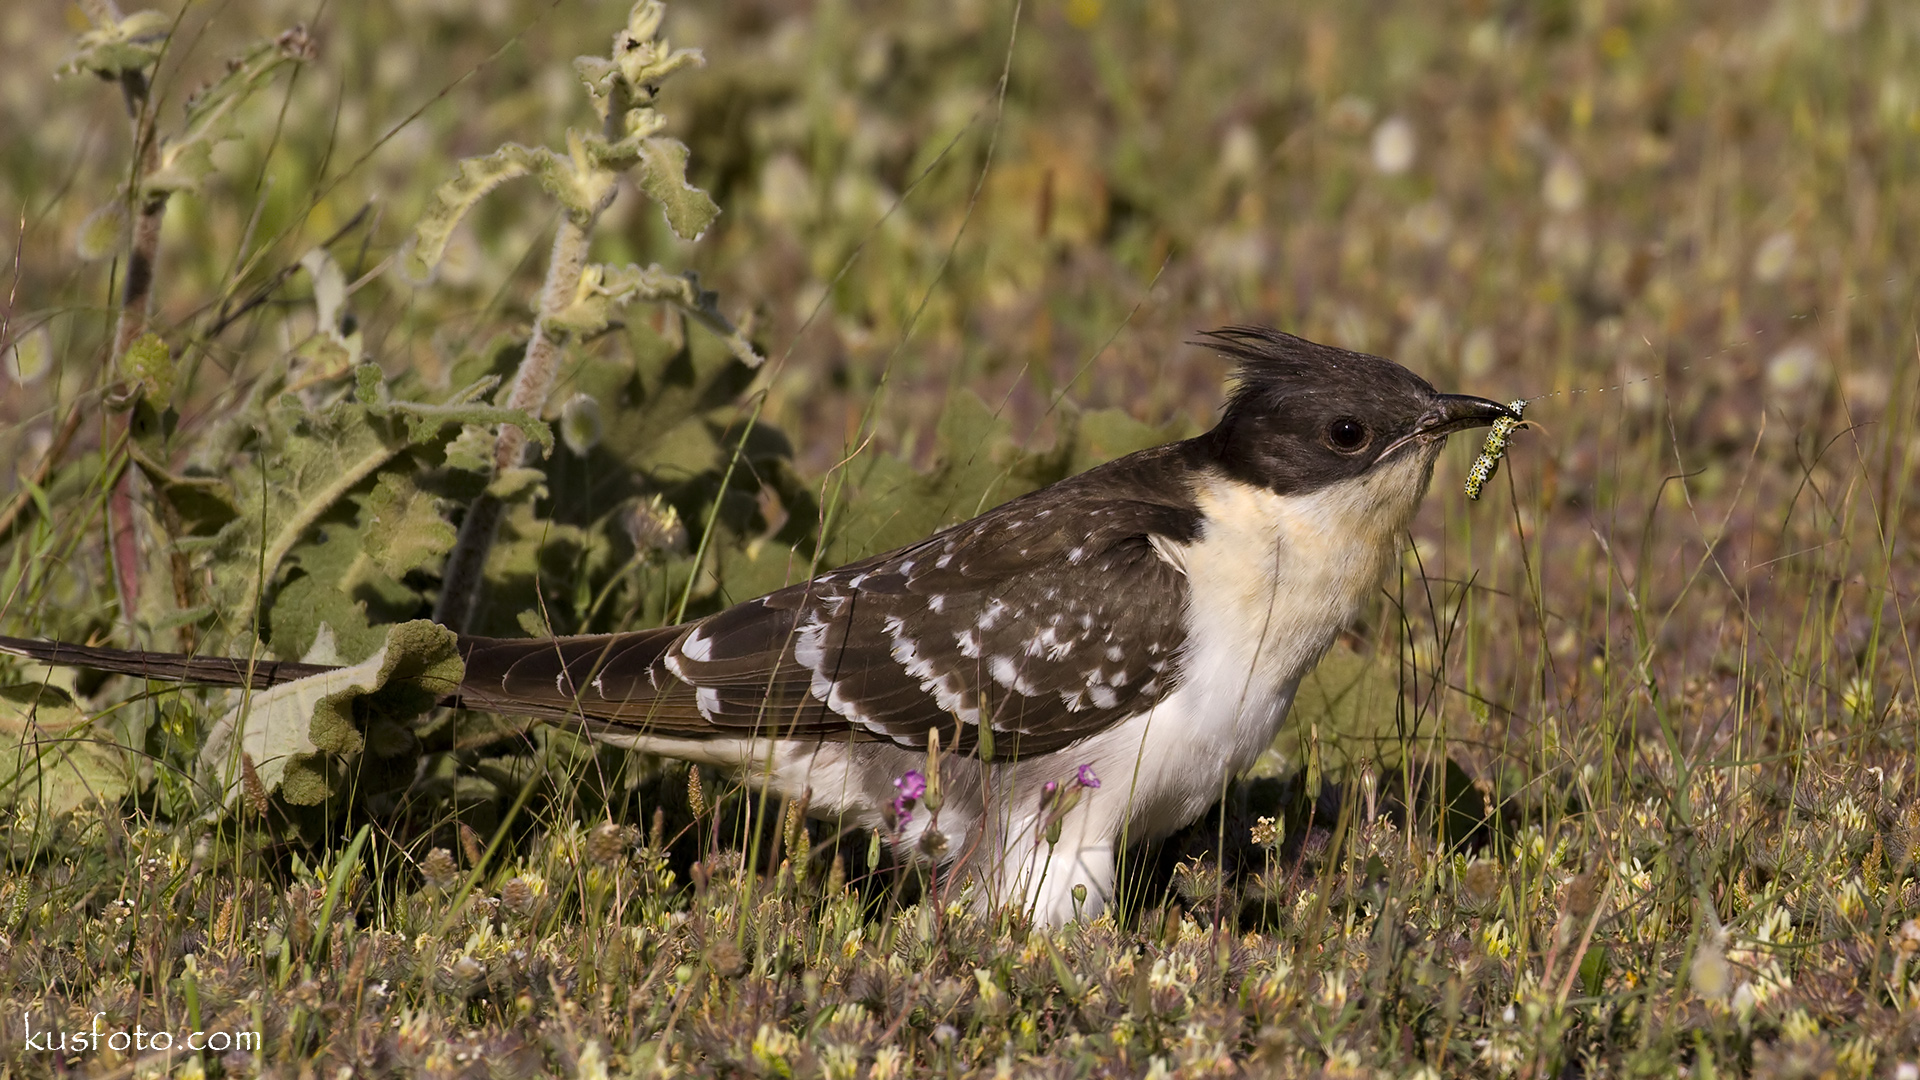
1185,449,1437,646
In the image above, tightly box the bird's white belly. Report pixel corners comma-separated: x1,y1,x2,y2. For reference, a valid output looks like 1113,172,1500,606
1071,676,1301,846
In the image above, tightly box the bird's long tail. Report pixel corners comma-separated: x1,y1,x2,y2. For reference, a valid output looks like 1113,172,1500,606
0,636,336,690
0,629,691,728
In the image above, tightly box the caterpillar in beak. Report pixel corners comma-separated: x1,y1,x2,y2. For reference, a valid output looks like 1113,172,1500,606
1464,400,1528,501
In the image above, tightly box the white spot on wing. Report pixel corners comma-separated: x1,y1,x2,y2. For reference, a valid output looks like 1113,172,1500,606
695,686,721,720
680,630,713,661
1024,625,1074,661
978,599,1008,631
928,594,946,612
989,655,1037,696
792,617,872,726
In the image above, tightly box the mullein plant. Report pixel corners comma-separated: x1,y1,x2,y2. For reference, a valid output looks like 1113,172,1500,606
2,1,780,826
408,0,762,634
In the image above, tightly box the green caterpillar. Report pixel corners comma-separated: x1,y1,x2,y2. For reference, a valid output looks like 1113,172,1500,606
1464,400,1528,500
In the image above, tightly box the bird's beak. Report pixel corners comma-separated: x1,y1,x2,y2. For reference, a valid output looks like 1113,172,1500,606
1378,394,1519,460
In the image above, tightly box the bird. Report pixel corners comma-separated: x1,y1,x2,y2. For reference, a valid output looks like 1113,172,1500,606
0,327,1515,925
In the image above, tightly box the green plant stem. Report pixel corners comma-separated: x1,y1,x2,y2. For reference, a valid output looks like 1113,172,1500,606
112,194,165,364
107,196,169,634
104,48,177,635
435,212,600,632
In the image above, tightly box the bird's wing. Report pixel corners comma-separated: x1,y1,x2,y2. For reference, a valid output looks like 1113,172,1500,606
454,488,1197,760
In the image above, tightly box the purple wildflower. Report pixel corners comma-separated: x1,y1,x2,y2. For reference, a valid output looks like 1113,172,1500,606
892,769,927,826
895,770,927,801
1076,764,1101,789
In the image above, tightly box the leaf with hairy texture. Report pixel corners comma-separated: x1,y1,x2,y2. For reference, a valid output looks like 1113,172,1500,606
0,684,134,820
122,332,174,405
74,201,127,262
177,369,543,652
363,474,456,580
60,10,171,80
549,263,761,366
635,138,720,240
199,620,462,807
406,144,553,280
295,247,362,372
128,446,241,538
145,37,308,195
573,0,703,122
374,389,552,450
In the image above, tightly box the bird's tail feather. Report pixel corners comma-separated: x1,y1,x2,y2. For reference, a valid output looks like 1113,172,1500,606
0,635,336,690
451,628,687,724
0,628,701,733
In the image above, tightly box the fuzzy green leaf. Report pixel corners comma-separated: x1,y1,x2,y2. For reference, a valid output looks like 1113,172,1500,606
407,144,553,280
5,327,52,387
363,473,456,579
122,331,174,405
0,684,134,819
612,2,703,87
299,248,356,371
145,38,306,195
550,263,761,366
486,466,549,503
635,138,720,240
573,1,703,122
380,397,553,450
188,378,538,649
61,10,170,80
128,445,241,537
199,620,462,807
74,201,127,262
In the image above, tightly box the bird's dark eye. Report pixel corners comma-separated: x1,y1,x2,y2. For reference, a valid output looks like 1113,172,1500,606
1326,417,1370,452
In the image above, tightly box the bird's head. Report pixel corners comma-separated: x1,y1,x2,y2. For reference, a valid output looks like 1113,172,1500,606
1199,326,1516,499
